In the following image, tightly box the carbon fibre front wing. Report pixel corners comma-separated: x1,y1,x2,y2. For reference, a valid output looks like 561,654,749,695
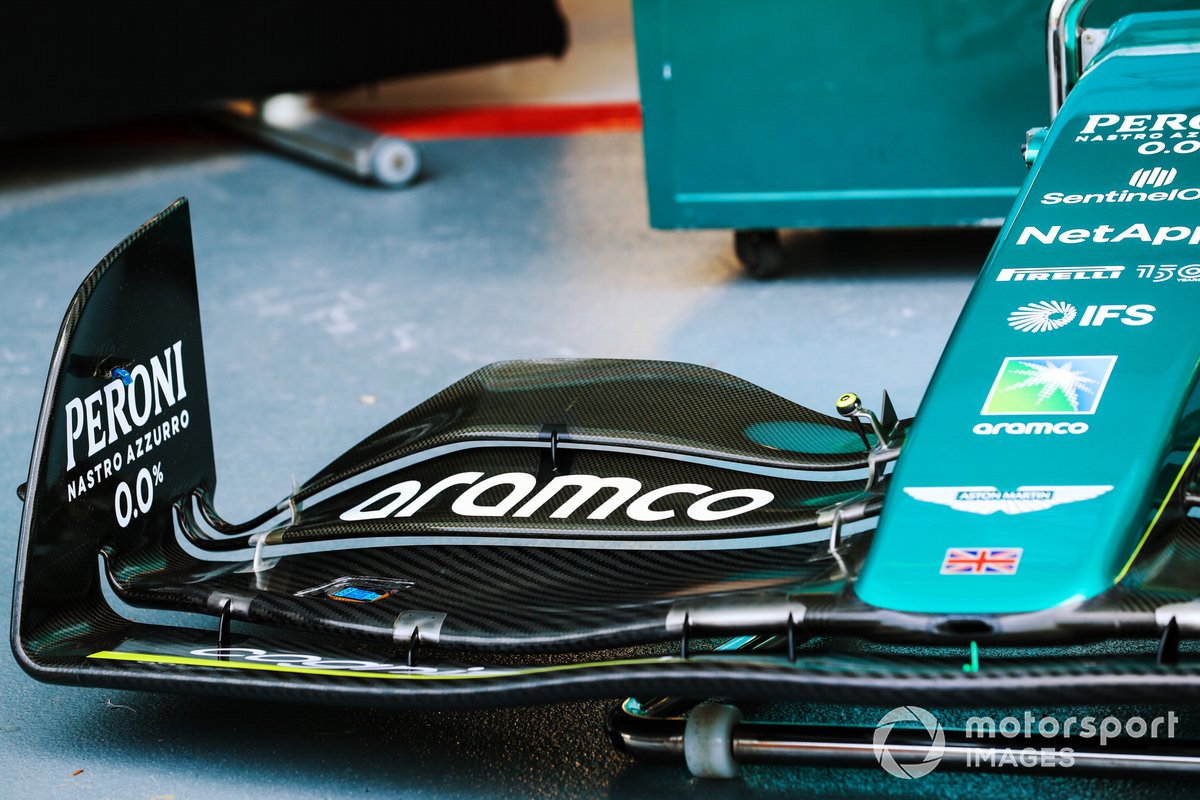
11,198,1200,711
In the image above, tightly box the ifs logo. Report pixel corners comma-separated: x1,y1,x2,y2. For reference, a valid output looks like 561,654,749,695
1006,301,1154,332
981,356,1116,415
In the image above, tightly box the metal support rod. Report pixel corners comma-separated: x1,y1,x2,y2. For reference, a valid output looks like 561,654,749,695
216,94,422,187
608,707,1200,776
830,510,844,550
1047,0,1095,118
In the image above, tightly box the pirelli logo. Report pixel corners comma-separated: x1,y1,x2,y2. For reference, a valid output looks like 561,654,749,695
995,266,1123,282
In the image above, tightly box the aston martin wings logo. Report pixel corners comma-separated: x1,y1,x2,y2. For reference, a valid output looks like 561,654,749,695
903,485,1113,515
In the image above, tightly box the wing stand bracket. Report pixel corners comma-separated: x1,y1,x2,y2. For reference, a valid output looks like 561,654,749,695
834,391,903,489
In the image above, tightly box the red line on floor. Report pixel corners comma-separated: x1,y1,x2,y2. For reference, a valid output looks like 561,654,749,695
342,102,643,140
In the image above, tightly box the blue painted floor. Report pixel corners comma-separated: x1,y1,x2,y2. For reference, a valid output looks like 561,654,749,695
1,131,1189,797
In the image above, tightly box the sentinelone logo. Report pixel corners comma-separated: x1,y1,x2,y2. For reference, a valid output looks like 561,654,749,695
1041,167,1200,205
873,707,1180,778
1130,167,1176,189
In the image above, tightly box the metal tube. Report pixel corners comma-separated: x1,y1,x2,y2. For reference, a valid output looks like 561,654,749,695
735,726,1200,775
1046,0,1094,118
217,94,421,187
610,708,1200,776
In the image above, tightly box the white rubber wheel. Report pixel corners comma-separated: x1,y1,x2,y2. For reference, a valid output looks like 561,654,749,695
370,138,422,187
684,703,743,779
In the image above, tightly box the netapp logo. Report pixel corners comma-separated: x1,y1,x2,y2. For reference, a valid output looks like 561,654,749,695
339,472,775,523
1078,113,1200,139
973,421,1089,436
1017,224,1200,247
995,266,1122,282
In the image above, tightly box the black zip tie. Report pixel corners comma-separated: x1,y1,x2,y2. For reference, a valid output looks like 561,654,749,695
537,424,571,480
680,614,691,660
1158,617,1180,666
217,599,231,650
407,626,421,667
786,613,797,663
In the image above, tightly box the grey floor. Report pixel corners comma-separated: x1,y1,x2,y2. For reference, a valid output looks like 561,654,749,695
0,132,1185,797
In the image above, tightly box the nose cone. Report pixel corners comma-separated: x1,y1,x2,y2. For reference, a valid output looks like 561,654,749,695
856,484,1116,614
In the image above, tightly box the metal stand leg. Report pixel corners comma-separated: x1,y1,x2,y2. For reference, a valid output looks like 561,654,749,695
608,701,1200,778
217,93,422,187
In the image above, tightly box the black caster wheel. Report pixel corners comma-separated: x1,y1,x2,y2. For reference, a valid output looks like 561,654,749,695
733,229,784,279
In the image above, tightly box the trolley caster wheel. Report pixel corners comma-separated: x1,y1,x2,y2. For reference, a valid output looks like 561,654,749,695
684,703,743,779
734,229,784,279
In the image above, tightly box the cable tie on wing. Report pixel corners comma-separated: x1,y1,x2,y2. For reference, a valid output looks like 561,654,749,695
392,610,447,648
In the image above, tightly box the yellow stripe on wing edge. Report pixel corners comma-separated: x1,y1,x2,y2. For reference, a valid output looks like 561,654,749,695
1113,432,1200,585
86,651,671,680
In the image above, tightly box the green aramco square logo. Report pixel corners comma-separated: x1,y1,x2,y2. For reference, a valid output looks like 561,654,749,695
982,356,1117,415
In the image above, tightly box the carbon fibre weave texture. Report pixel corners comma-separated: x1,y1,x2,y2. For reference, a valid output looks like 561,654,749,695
96,512,1200,653
296,358,903,502
22,613,1200,710
282,446,875,543
107,531,849,651
14,197,219,659
18,199,1200,710
23,513,1200,705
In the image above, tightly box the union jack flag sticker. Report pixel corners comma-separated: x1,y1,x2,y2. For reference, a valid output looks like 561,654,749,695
940,547,1023,575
